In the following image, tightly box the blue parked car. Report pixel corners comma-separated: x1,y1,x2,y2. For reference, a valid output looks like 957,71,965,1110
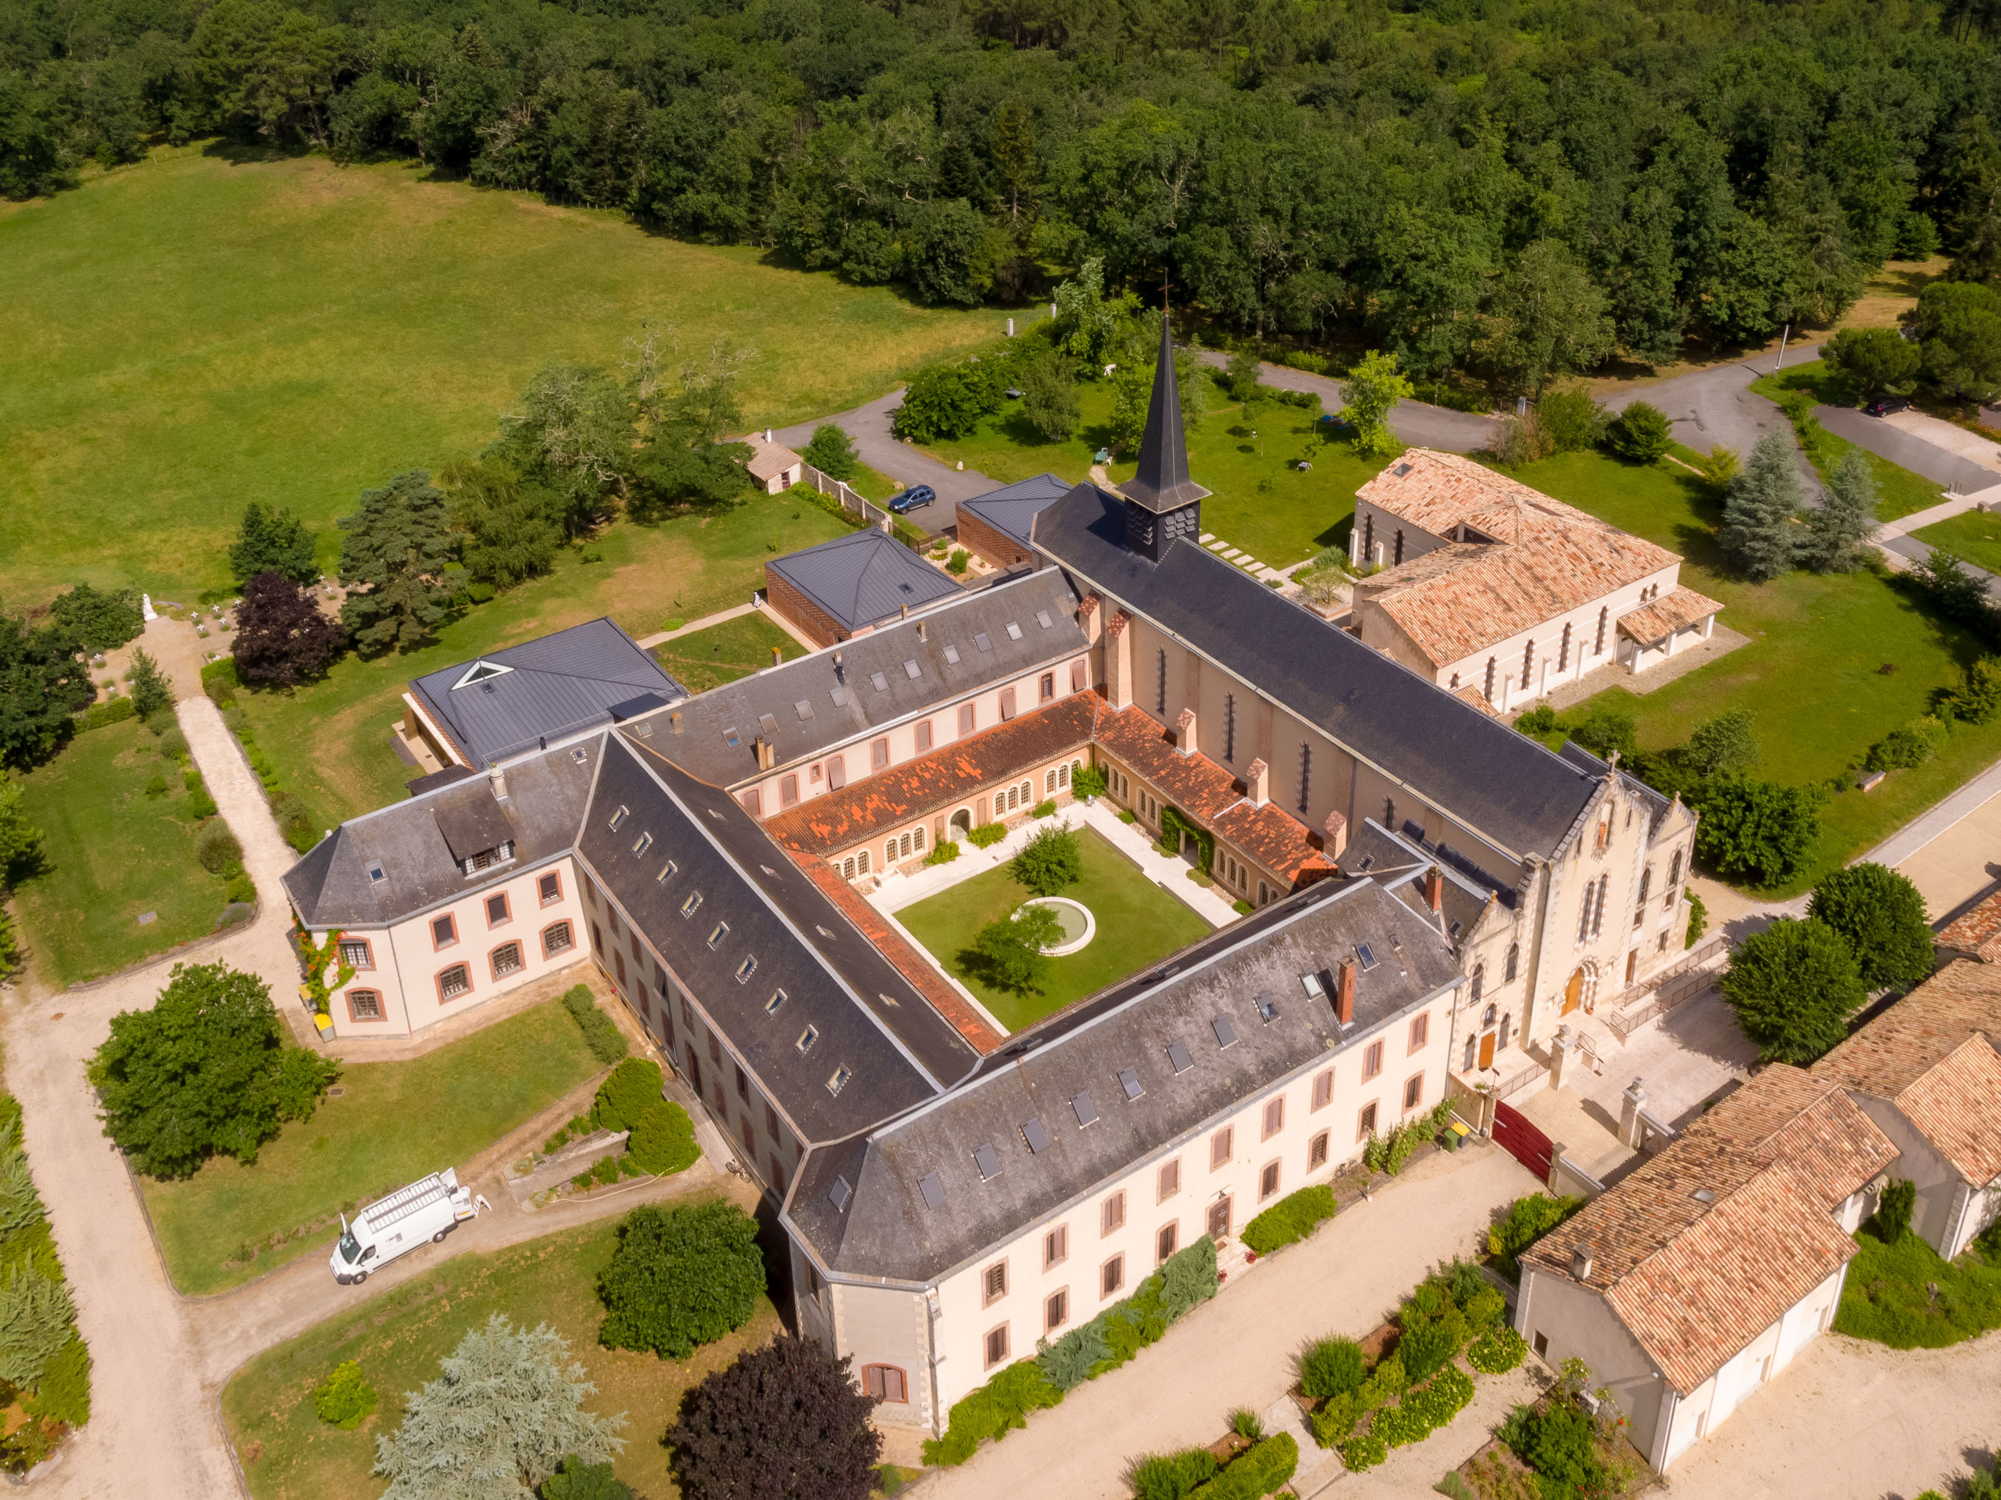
888,485,937,514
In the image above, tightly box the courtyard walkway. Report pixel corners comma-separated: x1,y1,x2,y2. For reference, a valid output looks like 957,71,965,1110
923,1144,1539,1500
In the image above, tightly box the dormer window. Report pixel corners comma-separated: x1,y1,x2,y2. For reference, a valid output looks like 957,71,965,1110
461,841,514,875
452,660,513,689
680,892,703,917
827,1065,853,1096
735,956,757,983
608,806,629,832
631,832,652,857
706,921,729,949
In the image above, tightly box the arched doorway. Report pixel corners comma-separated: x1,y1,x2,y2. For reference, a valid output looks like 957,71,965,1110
1562,966,1585,1015
949,808,972,838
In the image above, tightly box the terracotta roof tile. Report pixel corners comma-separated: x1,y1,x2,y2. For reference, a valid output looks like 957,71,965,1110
1617,587,1724,647
740,434,805,483
1938,890,2001,963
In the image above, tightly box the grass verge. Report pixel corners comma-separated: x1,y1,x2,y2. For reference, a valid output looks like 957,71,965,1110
1910,508,2001,575
142,996,603,1294
650,612,806,694
1749,361,1946,520
222,1210,778,1499
1832,1227,2001,1349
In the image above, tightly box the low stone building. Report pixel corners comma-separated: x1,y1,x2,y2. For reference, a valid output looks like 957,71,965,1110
741,431,806,495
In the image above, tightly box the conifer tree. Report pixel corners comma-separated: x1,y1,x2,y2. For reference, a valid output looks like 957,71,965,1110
228,502,319,589
1800,449,1879,572
1720,431,1802,581
337,471,459,655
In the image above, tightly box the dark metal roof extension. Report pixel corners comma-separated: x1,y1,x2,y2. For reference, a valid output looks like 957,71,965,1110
408,617,686,769
1032,482,1604,860
766,528,963,633
1117,314,1210,515
785,878,1461,1282
647,570,1088,788
956,472,1076,546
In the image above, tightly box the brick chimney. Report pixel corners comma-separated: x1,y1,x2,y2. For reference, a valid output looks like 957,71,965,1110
1335,959,1356,1025
670,710,684,735
1246,758,1270,806
754,737,776,771
1321,811,1348,860
1176,708,1198,756
1104,612,1134,710
1425,866,1444,914
487,765,509,802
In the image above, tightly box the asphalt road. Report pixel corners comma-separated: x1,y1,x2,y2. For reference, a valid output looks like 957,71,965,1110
1818,404,2000,495
1604,345,1827,498
1191,351,1502,453
774,392,1004,534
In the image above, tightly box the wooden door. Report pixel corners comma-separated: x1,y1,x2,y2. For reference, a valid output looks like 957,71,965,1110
1562,967,1584,1014
1477,1030,1496,1070
1207,1196,1232,1241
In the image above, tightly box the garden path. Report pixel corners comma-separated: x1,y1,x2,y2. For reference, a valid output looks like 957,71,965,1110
921,1145,1539,1500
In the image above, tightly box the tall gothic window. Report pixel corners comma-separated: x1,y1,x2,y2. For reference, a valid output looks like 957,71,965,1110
1223,693,1237,764
1155,649,1167,716
1298,743,1312,816
1595,607,1608,654
1504,943,1519,982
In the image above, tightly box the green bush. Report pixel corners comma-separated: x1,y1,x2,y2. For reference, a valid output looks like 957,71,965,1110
1466,1326,1528,1374
561,986,629,1064
1355,1351,1407,1410
627,1100,698,1175
195,820,243,875
1336,1433,1387,1471
1371,1364,1474,1448
924,840,961,865
1395,1311,1467,1385
1184,1434,1298,1499
596,1201,765,1358
201,657,239,705
1127,1446,1219,1500
1031,799,1057,817
1071,763,1108,799
1310,1390,1361,1446
156,727,189,762
966,822,1008,848
1244,1184,1336,1255
921,1361,1061,1466
222,871,255,905
593,1058,664,1133
74,696,137,732
143,771,169,798
1296,1335,1366,1400
313,1358,378,1429
1487,1193,1585,1278
1514,704,1563,737
1866,717,1948,772
21,1334,90,1429
1869,1178,1916,1242
1498,1398,1606,1496
1685,889,1709,948
947,548,970,575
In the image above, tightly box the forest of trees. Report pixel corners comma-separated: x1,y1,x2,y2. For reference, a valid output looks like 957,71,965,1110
5,0,2001,383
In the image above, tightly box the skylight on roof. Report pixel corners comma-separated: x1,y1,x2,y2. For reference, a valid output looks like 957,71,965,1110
827,1065,853,1096
1118,1067,1143,1102
452,660,513,690
1254,993,1279,1024
829,685,849,706
1357,943,1379,971
1036,610,1053,628
903,659,922,680
1072,1090,1099,1128
632,831,652,856
794,699,815,721
571,747,590,765
974,632,992,652
919,1172,945,1209
758,713,778,735
973,1144,1002,1181
706,921,729,949
1167,1040,1194,1074
765,989,787,1015
1022,1118,1052,1153
367,863,386,883
723,726,742,748
1300,971,1326,1000
798,1025,819,1054
870,671,889,692
944,644,961,664
735,955,757,983
608,805,629,831
1005,622,1023,641
1213,1017,1239,1048
681,891,703,916
829,1176,853,1212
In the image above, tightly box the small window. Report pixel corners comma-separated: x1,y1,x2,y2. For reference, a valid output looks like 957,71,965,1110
367,862,386,884
1022,1118,1052,1154
1118,1067,1143,1102
1260,1160,1281,1200
765,989,787,1015
1254,993,1279,1024
862,1365,908,1403
1311,1068,1334,1111
828,1176,853,1212
827,1065,853,1096
1036,609,1053,629
797,1026,819,1054
1212,1017,1238,1049
608,805,628,831
538,872,562,905
1167,1040,1194,1074
985,1324,1010,1369
735,956,757,983
656,861,677,884
1156,1221,1179,1264
1006,621,1024,640
870,671,889,692
1409,1013,1430,1054
973,1143,1003,1181
1262,1096,1284,1140
1100,1191,1126,1236
1363,1040,1384,1081
918,1173,945,1210
485,893,510,927
1308,1130,1330,1169
944,644,961,665
1045,1289,1069,1332
540,920,573,957
681,891,703,917
975,631,993,652
1044,1225,1068,1267
1357,1101,1379,1141
1403,1074,1424,1113
1210,1126,1233,1170
706,921,728,949
1356,942,1378,970
1158,1158,1181,1200
437,963,471,1002
1072,1090,1099,1128
1100,1255,1124,1299
915,720,933,752
338,938,373,970
431,914,457,948
872,738,890,769
958,703,977,735
489,941,523,978
631,831,652,857
903,658,922,680
346,989,383,1022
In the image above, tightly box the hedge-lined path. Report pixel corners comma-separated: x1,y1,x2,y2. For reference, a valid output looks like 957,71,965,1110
920,1144,1539,1500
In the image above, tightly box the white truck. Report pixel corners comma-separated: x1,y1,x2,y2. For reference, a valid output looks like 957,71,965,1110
330,1168,478,1284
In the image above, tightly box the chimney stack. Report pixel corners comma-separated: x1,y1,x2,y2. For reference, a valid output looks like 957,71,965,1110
754,737,776,771
1246,758,1270,807
1570,1244,1595,1281
487,765,509,802
1425,866,1444,914
832,651,845,682
670,710,684,735
1176,708,1198,757
917,619,928,642
1336,959,1356,1025
1321,811,1347,860
900,602,909,621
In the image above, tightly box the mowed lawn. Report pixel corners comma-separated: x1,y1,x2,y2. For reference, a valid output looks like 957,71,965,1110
231,493,851,828
12,717,227,987
1521,450,2001,892
1912,508,2001,574
1749,361,1947,521
0,144,1002,606
926,380,1381,567
651,611,806,694
897,826,1213,1032
142,996,604,1294
223,1211,779,1500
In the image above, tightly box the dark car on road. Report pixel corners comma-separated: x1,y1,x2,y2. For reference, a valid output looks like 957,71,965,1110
1865,396,1912,418
888,485,937,514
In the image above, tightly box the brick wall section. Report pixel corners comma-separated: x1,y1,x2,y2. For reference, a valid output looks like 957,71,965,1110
956,508,1037,571
764,563,849,648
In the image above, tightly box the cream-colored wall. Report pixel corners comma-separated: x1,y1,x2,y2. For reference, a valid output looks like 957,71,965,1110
1846,1093,1977,1255
311,855,587,1038
822,754,1085,880
831,1280,935,1428
732,654,1090,817
909,993,1454,1422
1515,1268,1671,1461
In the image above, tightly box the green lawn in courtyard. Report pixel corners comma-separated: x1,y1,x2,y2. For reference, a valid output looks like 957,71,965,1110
1516,450,2001,894
12,717,229,988
897,825,1213,1031
1833,1226,2001,1349
0,144,1003,607
651,611,806,694
222,1209,779,1500
1748,361,1946,520
228,492,852,829
925,381,1385,567
1911,508,2001,575
142,997,604,1294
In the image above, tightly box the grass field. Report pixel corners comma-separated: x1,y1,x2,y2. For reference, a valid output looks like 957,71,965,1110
897,826,1212,1032
0,144,1003,607
12,718,228,987
926,381,1381,567
1749,361,1947,521
1525,450,2001,893
1833,1228,2001,1349
1911,508,2001,574
223,1210,778,1499
142,997,603,1294
230,492,851,829
651,611,805,694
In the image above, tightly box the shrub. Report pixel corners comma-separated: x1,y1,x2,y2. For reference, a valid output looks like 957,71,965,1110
1940,657,2001,724
1869,1178,1916,1242
1603,401,1672,463
74,696,136,732
1031,798,1057,818
1498,1398,1606,1495
626,1100,698,1175
1356,1351,1407,1410
560,986,628,1064
1310,1391,1361,1446
1336,1433,1387,1471
1866,716,1947,771
201,657,239,705
1536,386,1609,452
143,771,169,798
1071,763,1108,799
596,1201,764,1358
156,727,189,762
1396,1313,1466,1384
1467,1326,1528,1374
1127,1447,1219,1500
313,1358,378,1429
1685,889,1708,948
947,548,970,575
195,820,243,875
1487,1194,1585,1278
1372,1364,1474,1448
592,1058,664,1133
1296,1334,1366,1400
1184,1434,1298,1499
22,1333,89,1430
1228,1406,1264,1441
966,822,1007,848
1514,704,1562,737
922,1362,1061,1465
541,1456,634,1499
1244,1184,1336,1255
924,840,961,865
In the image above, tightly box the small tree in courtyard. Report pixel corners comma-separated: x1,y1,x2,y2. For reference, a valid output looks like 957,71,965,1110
126,648,171,718
967,904,1063,994
596,1201,765,1359
1807,862,1935,992
375,1315,625,1499
1720,917,1867,1065
1011,823,1081,897
233,572,346,688
666,1336,881,1500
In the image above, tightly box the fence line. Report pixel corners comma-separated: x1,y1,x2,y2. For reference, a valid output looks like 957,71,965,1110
801,462,892,532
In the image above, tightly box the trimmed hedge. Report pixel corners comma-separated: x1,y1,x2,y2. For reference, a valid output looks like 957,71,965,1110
561,985,629,1064
1243,1183,1336,1255
594,1058,664,1132
628,1100,698,1175
74,696,137,732
1184,1434,1297,1500
966,822,1007,848
1128,1447,1218,1500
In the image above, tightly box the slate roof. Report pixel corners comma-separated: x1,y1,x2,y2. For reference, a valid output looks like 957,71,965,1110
1618,587,1724,647
648,571,1087,788
283,746,597,930
1935,890,2001,963
1814,959,2001,1186
765,694,1101,857
786,877,1460,1281
766,528,962,633
407,618,684,768
956,472,1076,546
1031,481,1606,860
582,734,985,1140
1335,817,1509,936
1118,316,1209,514
1093,705,1337,884
1525,1065,1894,1394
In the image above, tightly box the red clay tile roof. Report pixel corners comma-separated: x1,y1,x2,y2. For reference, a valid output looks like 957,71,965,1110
740,434,805,483
1525,1065,1894,1394
1617,587,1724,647
1092,705,1337,884
765,695,1101,857
1937,890,2001,963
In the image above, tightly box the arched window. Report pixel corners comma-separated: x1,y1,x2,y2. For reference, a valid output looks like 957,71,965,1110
346,989,383,1023
1668,850,1683,889
1521,637,1535,685
489,941,524,979
1484,658,1496,701
1637,866,1652,906
1595,606,1609,654
1362,515,1374,560
1469,964,1485,1002
1558,623,1572,672
1393,529,1405,564
1482,1003,1498,1029
860,1364,909,1403
1504,943,1519,982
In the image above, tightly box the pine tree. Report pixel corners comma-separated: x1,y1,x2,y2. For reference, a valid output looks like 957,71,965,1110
229,502,319,589
1720,431,1802,581
1800,449,1878,572
337,472,459,656
126,648,172,719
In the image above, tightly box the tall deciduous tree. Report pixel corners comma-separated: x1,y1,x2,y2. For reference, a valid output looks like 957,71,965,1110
338,471,459,656
1692,778,1822,888
491,364,636,537
1337,351,1411,459
1807,862,1935,992
1017,349,1081,442
801,425,859,482
1051,257,1138,375
442,462,564,592
49,584,143,652
229,502,319,589
596,1202,765,1359
1904,280,2001,404
1822,326,1923,400
1482,239,1614,397
968,904,1062,994
233,572,345,687
375,1315,625,1499
1800,450,1880,572
667,1336,882,1500
1720,431,1802,581
1010,824,1081,896
1720,917,1867,1064
0,611,93,771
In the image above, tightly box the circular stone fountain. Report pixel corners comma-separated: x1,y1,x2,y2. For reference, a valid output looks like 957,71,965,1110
1021,896,1095,956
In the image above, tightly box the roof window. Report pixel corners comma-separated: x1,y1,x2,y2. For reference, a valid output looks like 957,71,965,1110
903,659,922,680
723,726,742,748
827,1065,853,1096
828,1176,853,1212
1036,610,1053,628
366,862,386,884
918,1172,945,1209
1357,943,1379,971
734,956,757,983
1254,993,1279,1024
973,1144,1002,1181
1300,971,1326,1000
631,831,652,856
706,921,729,949
758,713,778,736
794,699,815,721
1212,1017,1238,1049
656,860,677,883
797,1025,819,1054
1006,622,1023,641
765,988,787,1015
1072,1091,1099,1128
944,644,961,664
681,892,703,917
453,660,512,689
1167,1040,1194,1074
829,685,849,706
1022,1118,1052,1153
870,671,889,692
608,805,629,831
571,746,590,765
974,632,992,653
1118,1067,1144,1102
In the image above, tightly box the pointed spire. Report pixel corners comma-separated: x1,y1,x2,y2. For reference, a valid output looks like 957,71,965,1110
1118,310,1210,515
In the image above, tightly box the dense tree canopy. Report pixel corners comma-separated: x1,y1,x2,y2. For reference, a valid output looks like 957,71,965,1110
7,0,1999,377
1807,862,1936,992
596,1202,766,1360
1720,916,1867,1064
667,1336,881,1500
0,610,94,771
233,571,346,687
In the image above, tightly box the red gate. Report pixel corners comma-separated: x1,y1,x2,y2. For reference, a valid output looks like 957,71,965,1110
1493,1100,1554,1183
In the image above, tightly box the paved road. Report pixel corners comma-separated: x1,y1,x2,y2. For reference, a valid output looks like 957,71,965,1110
1604,346,1821,461
774,392,1000,533
1819,403,2001,498
1191,351,1502,454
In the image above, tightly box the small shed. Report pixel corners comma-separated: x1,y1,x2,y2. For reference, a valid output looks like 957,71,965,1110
742,431,807,495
